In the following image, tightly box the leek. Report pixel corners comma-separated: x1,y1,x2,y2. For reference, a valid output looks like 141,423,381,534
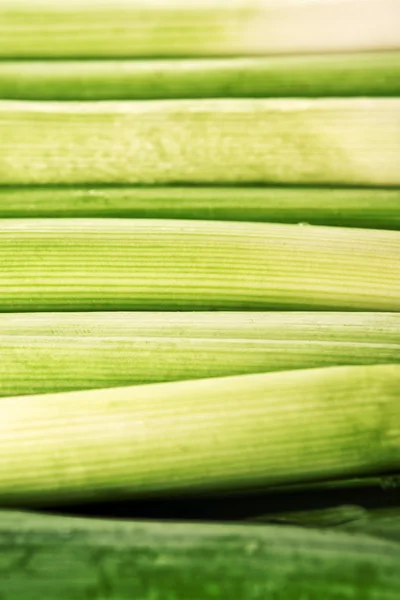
0,364,398,504
0,0,398,58
0,335,398,397
0,219,399,311
0,312,399,396
1,99,400,186
1,52,399,100
1,186,399,230
0,510,399,600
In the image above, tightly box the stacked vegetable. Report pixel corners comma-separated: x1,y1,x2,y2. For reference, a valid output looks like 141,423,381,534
0,1,399,598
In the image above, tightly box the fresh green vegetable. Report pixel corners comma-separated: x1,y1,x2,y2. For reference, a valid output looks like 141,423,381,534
0,364,398,505
4,335,398,397
1,185,400,229
0,311,399,396
0,0,398,59
2,311,399,343
0,510,399,600
1,99,400,186
1,52,400,100
0,219,399,311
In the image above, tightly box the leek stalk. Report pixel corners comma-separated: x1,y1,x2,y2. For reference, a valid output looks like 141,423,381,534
0,0,398,58
0,510,398,599
0,219,399,311
0,364,398,505
1,99,399,186
0,311,399,396
0,186,399,229
1,52,399,100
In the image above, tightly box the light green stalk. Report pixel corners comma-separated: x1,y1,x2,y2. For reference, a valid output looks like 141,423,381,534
2,311,399,343
1,186,399,230
1,52,400,100
0,1,398,58
0,312,399,396
1,99,400,186
0,364,399,505
4,336,398,397
0,219,399,311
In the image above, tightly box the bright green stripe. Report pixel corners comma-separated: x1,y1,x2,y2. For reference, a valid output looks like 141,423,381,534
1,335,399,397
0,0,397,59
0,364,399,504
1,52,400,100
1,311,399,343
0,186,399,229
0,219,399,311
1,511,399,600
1,99,400,186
